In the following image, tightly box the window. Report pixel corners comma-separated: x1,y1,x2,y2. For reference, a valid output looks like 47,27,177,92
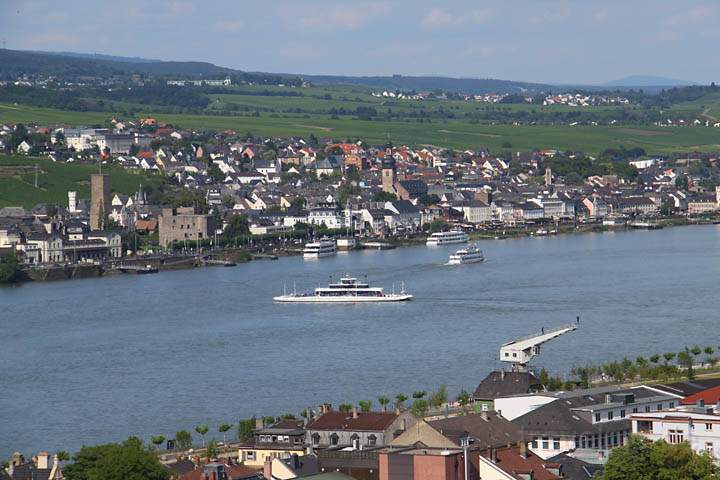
542,436,549,449
330,434,339,446
595,413,601,422
245,451,256,461
368,435,377,446
608,411,614,420
707,423,714,431
706,442,714,456
632,407,638,414
312,434,320,446
531,437,538,449
620,409,626,418
637,421,653,433
553,437,560,450
594,435,599,448
645,405,651,413
668,429,684,444
669,402,675,408
581,436,586,448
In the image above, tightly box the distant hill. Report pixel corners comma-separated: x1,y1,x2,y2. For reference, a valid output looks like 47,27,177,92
303,74,551,95
603,75,696,87
34,51,160,64
0,49,233,78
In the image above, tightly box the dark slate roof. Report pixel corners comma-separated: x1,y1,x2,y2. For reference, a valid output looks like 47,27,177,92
390,200,419,214
546,453,603,480
512,400,629,436
7,463,53,480
165,459,196,476
473,371,542,401
651,378,720,397
428,412,522,448
397,180,428,197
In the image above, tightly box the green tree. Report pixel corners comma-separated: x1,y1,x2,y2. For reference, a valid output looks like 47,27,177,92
151,435,165,451
0,253,22,283
223,214,250,239
395,393,408,410
457,389,472,414
539,367,549,387
175,430,193,451
219,423,232,446
378,395,390,411
339,403,353,412
429,385,448,408
238,418,256,442
650,354,660,365
412,391,427,399
372,191,397,202
205,440,219,461
195,424,209,447
411,399,429,418
677,348,695,380
418,193,440,206
56,451,70,462
358,400,373,412
663,352,676,365
598,435,717,480
63,437,170,480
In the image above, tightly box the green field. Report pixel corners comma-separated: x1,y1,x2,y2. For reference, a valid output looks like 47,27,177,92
670,92,720,121
0,155,150,208
2,102,720,154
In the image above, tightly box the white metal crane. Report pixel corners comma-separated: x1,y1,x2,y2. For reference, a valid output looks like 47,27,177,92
500,321,579,372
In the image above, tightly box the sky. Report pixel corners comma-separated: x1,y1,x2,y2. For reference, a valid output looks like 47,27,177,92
0,0,718,85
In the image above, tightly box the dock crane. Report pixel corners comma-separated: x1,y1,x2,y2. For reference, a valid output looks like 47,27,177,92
500,319,579,372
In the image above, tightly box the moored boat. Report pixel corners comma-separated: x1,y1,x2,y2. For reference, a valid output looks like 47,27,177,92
274,275,412,303
426,230,469,246
303,237,337,258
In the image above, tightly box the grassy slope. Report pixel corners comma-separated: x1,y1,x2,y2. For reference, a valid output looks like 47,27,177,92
2,103,720,154
0,155,149,208
669,92,720,120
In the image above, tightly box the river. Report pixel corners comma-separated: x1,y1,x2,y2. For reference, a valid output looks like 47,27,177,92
2,225,720,457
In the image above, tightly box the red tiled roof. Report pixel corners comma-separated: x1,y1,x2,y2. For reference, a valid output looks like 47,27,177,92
681,385,720,405
179,464,259,480
482,446,561,480
306,411,398,432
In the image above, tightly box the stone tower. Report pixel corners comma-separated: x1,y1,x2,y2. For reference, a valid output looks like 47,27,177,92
544,167,552,186
90,174,110,230
68,191,77,213
381,142,396,194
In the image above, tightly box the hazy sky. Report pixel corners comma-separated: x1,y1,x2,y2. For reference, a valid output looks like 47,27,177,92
1,0,718,84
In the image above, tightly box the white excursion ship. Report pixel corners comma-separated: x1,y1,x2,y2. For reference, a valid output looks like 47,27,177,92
303,238,337,258
448,244,485,265
273,275,413,303
426,230,469,246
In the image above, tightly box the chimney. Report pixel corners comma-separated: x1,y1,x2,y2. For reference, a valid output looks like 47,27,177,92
519,441,528,459
352,407,359,419
263,459,272,480
36,452,49,470
11,452,24,467
395,407,401,415
501,369,505,381
256,417,264,430
292,453,300,469
490,448,498,463
480,411,488,421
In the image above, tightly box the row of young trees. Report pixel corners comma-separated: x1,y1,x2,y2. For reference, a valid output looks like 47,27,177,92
538,345,720,392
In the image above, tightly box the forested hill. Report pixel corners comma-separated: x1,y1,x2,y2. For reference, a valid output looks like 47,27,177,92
0,49,233,79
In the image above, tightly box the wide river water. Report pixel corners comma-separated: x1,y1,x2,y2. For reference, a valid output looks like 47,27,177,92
2,225,720,456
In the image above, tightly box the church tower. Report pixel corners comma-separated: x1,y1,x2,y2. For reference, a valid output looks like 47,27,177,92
381,141,396,194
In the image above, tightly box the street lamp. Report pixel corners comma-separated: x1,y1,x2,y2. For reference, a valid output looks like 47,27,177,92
460,432,474,480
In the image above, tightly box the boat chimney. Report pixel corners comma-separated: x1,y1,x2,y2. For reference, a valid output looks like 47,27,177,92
352,407,359,419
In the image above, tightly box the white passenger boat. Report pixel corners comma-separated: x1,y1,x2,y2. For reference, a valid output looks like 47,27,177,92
426,230,469,246
274,275,412,303
447,244,485,265
303,238,337,258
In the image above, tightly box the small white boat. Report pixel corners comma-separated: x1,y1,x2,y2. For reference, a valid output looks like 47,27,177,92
448,244,485,265
426,230,469,246
274,275,412,303
303,237,336,258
